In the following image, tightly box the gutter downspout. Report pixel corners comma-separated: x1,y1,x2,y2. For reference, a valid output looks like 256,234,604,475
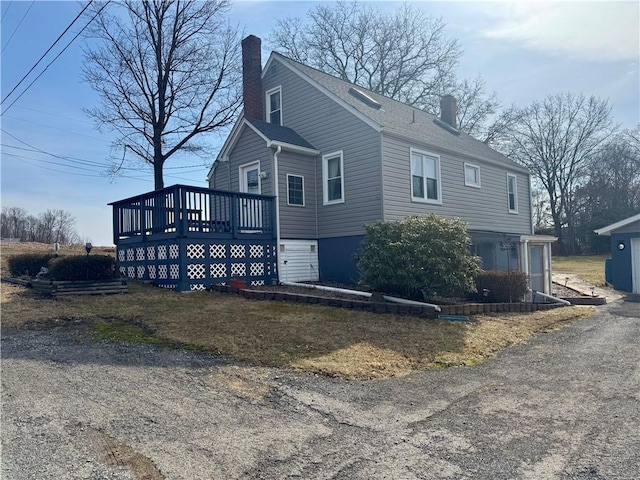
529,289,571,306
273,145,282,282
281,281,441,312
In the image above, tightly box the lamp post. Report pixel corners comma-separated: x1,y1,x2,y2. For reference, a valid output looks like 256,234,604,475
85,243,92,281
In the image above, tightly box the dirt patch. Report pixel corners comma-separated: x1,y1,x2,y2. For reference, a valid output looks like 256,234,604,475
72,422,164,479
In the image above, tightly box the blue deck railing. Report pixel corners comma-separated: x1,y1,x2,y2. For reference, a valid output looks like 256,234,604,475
110,185,276,243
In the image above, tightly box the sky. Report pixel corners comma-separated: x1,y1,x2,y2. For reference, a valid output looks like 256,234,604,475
1,0,638,246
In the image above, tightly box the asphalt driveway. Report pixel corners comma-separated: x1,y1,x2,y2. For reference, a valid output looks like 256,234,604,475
2,300,639,479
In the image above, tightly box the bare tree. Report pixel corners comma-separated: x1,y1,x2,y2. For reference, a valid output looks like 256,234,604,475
1,207,80,243
449,76,521,145
269,1,461,111
507,93,616,254
83,0,242,190
574,128,640,252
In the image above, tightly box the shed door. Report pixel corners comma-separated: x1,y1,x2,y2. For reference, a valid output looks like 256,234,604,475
632,238,640,294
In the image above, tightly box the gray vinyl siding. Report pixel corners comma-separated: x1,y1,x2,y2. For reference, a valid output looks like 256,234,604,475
209,127,273,195
263,59,382,238
382,133,532,234
278,150,317,239
613,220,640,234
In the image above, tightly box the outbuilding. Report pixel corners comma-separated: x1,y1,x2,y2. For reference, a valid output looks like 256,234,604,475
595,213,640,294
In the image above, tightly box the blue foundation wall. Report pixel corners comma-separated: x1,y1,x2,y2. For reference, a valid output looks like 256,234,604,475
609,233,639,292
318,235,365,285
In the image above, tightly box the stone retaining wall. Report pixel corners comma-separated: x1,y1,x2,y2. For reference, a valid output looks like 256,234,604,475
210,285,563,318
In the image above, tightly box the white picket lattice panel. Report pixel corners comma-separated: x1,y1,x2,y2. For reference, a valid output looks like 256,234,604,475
127,249,134,261
231,263,246,276
136,248,145,261
209,244,226,258
158,265,168,279
127,266,135,278
249,244,264,258
187,264,206,279
250,262,264,277
230,244,245,258
137,265,145,279
146,246,156,260
169,244,179,259
158,245,167,260
250,280,265,287
119,266,126,275
187,243,205,259
210,263,227,278
190,284,206,291
148,265,157,279
118,249,125,262
170,264,180,279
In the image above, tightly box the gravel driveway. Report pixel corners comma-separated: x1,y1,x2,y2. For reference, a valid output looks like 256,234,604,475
2,300,639,479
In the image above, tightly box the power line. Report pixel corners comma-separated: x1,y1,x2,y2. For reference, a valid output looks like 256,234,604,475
1,1,111,115
1,1,14,22
1,0,35,54
1,0,95,106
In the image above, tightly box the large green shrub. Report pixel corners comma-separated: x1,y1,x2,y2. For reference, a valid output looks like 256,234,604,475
48,255,117,281
474,270,529,303
7,254,57,277
355,215,481,299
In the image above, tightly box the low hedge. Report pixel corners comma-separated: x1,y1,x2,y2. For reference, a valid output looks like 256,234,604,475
6,253,57,278
473,270,529,303
47,255,117,281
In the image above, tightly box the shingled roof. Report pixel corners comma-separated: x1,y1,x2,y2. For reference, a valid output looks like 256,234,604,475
271,52,527,172
245,117,316,151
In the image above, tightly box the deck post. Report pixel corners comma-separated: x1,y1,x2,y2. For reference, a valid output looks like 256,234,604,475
231,197,238,239
140,199,146,240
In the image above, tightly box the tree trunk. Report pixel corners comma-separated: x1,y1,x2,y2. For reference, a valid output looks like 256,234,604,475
153,150,164,190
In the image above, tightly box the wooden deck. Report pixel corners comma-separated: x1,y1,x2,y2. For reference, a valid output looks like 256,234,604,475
110,185,278,291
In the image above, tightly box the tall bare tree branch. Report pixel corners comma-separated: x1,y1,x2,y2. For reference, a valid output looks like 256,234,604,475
83,0,242,189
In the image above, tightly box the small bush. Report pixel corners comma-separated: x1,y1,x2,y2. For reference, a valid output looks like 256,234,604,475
355,215,482,299
48,255,117,281
474,270,529,303
7,253,57,277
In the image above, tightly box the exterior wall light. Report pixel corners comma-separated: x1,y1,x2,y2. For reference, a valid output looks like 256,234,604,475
617,241,625,251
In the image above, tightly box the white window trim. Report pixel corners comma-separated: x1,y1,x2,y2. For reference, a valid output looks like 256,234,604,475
410,148,442,205
464,162,481,188
239,161,261,194
507,173,518,214
286,174,305,207
265,86,282,125
322,150,345,205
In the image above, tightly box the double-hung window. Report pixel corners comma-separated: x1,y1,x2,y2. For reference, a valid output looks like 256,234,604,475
411,149,441,203
266,86,282,125
322,151,344,205
507,173,518,213
464,163,481,188
287,174,304,206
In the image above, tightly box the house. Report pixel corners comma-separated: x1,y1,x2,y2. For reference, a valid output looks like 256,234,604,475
595,213,640,293
207,35,557,294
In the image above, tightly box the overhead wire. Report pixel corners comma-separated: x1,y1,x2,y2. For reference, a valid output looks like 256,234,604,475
1,0,35,54
1,0,95,107
2,1,110,115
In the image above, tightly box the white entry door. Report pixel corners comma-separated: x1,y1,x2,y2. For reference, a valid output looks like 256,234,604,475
632,238,640,294
239,162,262,231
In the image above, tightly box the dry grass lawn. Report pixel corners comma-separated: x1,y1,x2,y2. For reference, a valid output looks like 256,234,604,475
552,255,608,286
1,242,596,379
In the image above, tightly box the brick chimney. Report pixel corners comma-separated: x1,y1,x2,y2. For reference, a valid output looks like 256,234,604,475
440,95,457,129
242,35,263,120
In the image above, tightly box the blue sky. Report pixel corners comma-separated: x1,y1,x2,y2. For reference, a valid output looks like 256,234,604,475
1,0,638,245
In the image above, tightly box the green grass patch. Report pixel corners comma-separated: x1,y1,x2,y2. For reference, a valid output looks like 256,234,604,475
92,320,166,345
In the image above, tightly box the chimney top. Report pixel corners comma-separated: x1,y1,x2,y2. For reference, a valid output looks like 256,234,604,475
440,94,457,130
242,35,264,121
